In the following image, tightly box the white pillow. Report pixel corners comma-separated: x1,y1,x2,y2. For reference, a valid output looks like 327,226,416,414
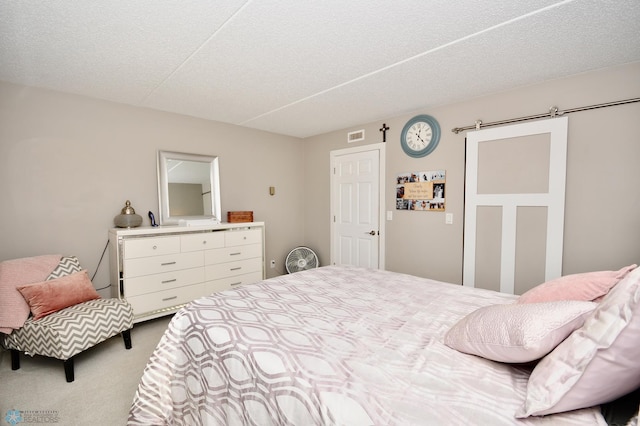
444,301,596,363
517,265,640,417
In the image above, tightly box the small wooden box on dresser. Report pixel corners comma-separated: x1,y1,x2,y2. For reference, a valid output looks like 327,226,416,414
109,222,265,323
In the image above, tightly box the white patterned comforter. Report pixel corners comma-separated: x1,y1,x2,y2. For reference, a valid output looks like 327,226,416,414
128,266,605,425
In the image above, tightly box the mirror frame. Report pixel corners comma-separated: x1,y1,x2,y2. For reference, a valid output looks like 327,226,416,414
157,150,222,225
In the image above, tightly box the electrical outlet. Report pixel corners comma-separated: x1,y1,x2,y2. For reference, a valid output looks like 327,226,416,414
270,259,276,268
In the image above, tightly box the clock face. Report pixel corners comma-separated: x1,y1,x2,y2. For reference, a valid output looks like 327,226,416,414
406,122,433,152
400,115,441,158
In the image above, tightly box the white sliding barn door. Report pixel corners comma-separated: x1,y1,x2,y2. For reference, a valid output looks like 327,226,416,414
463,117,568,294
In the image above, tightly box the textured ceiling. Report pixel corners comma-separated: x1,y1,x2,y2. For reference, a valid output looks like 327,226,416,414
1,0,639,138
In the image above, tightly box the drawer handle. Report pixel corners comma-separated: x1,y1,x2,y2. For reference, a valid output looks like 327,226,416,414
161,279,177,284
230,282,242,286
161,262,177,266
230,252,241,256
153,245,158,250
202,240,207,245
230,267,242,271
162,296,178,302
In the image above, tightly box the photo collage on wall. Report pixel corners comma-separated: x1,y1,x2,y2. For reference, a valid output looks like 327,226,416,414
396,170,446,211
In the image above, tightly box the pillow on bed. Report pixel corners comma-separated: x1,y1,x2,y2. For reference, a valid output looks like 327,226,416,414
17,270,101,320
444,300,596,363
517,264,636,304
517,264,640,418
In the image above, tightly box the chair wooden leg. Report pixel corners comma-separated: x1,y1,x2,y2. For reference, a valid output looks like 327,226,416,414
122,329,132,349
10,349,20,370
64,357,74,383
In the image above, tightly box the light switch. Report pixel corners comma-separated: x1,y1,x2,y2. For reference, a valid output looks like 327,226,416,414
445,213,453,225
386,211,393,221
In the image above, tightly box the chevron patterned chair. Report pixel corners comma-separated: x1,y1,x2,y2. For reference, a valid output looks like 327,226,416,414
0,255,134,382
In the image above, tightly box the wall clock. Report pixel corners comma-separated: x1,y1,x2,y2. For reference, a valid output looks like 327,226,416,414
400,114,441,158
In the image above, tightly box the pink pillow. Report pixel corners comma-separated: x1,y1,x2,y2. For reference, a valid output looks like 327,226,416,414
517,264,636,304
0,254,62,333
517,264,640,417
17,270,101,320
444,301,595,363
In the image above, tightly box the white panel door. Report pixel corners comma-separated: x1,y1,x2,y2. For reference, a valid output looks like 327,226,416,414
463,117,568,294
330,144,384,268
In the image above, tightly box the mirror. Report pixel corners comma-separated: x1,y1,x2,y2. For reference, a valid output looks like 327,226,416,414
157,150,221,225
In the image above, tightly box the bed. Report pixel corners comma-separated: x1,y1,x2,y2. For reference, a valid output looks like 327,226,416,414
128,264,640,425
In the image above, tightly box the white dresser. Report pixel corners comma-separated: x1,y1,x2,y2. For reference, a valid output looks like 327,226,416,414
109,222,265,322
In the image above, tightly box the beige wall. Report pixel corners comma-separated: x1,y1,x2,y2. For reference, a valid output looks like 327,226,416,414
303,62,640,285
0,82,305,296
2,62,639,295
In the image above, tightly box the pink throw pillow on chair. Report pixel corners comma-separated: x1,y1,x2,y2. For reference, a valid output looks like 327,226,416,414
17,270,100,320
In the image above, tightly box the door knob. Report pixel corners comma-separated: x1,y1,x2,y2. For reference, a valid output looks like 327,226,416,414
366,230,376,235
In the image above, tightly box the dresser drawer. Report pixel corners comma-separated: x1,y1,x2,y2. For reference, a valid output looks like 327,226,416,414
181,232,225,252
205,271,263,293
124,236,180,259
127,283,206,315
225,229,262,247
205,257,262,280
123,251,204,278
205,243,262,264
124,267,205,297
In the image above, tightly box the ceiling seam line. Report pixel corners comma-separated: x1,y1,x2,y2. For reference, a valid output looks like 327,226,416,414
138,0,255,105
239,0,578,126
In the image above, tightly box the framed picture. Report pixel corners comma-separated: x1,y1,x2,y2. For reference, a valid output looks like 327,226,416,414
396,170,446,211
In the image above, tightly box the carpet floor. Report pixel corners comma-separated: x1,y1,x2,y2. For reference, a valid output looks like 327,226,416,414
0,315,171,426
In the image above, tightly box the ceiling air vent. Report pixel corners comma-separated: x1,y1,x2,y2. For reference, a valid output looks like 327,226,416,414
347,129,365,143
